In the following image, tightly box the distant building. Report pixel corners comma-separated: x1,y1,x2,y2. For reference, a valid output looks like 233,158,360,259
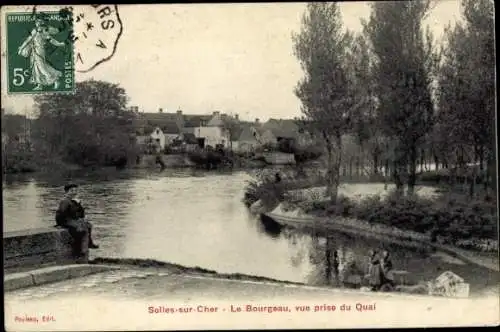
232,123,259,152
150,127,165,152
135,109,238,151
133,107,317,153
194,126,230,149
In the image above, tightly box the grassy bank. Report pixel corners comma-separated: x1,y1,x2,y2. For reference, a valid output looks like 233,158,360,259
244,176,498,253
296,191,497,250
2,152,83,175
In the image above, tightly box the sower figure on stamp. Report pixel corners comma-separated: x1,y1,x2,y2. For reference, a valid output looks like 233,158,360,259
55,184,99,257
17,17,66,91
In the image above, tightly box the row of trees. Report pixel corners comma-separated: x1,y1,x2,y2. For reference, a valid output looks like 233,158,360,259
293,0,495,201
31,80,140,168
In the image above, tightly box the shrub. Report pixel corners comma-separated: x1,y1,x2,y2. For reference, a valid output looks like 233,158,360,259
324,189,497,246
3,142,37,173
243,178,285,210
293,146,323,163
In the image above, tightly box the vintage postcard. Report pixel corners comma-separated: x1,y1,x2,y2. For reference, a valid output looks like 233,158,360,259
2,2,498,331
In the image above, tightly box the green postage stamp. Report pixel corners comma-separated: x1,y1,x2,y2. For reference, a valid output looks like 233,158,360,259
5,11,74,94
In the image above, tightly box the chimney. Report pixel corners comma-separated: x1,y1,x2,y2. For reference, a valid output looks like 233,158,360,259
159,108,163,113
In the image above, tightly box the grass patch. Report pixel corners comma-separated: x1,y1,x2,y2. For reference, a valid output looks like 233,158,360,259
298,190,497,252
245,175,498,253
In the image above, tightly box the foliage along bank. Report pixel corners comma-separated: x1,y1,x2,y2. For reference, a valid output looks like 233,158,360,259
3,80,142,174
244,175,498,253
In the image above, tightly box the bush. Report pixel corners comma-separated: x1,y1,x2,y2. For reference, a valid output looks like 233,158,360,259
243,178,285,210
3,143,37,173
243,171,497,251
293,146,323,163
418,169,486,184
187,150,226,168
294,188,498,248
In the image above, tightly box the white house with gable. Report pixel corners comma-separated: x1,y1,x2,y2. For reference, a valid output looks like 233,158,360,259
150,127,166,151
194,126,230,148
192,111,231,149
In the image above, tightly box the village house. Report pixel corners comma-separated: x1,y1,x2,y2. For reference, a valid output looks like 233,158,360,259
231,117,314,153
260,118,314,149
133,106,316,154
194,111,231,149
134,107,236,152
150,127,166,152
172,132,199,152
231,124,255,152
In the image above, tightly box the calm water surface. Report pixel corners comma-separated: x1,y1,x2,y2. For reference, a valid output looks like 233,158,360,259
3,169,498,292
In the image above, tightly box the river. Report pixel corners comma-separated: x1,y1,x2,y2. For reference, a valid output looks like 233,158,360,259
3,169,498,294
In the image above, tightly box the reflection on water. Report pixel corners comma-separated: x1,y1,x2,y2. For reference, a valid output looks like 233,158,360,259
3,170,315,282
3,169,498,293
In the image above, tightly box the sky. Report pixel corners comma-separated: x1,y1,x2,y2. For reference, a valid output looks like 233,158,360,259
1,1,464,121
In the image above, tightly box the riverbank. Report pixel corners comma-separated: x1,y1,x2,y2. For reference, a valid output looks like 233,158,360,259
263,206,499,273
244,176,498,254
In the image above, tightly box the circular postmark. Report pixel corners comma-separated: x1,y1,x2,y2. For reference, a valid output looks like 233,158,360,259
70,5,123,73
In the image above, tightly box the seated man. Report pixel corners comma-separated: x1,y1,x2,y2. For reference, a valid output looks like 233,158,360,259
55,184,99,256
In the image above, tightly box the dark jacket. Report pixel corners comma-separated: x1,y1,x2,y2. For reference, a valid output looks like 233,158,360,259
55,198,85,227
382,257,393,272
381,256,394,283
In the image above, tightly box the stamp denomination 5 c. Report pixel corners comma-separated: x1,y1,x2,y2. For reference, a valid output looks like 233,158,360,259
5,11,74,94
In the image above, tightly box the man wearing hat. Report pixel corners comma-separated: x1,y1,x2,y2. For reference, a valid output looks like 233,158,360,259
55,184,99,256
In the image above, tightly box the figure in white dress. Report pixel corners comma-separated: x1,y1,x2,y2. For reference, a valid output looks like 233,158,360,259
17,19,66,90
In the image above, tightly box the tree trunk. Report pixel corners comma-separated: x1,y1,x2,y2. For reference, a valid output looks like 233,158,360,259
360,146,365,177
392,143,405,195
478,145,485,187
469,166,476,198
325,237,332,285
434,154,439,171
349,157,353,178
325,136,342,203
478,145,484,171
419,149,425,173
355,156,360,177
407,144,418,195
373,152,379,175
325,145,336,201
486,146,496,194
392,160,404,195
